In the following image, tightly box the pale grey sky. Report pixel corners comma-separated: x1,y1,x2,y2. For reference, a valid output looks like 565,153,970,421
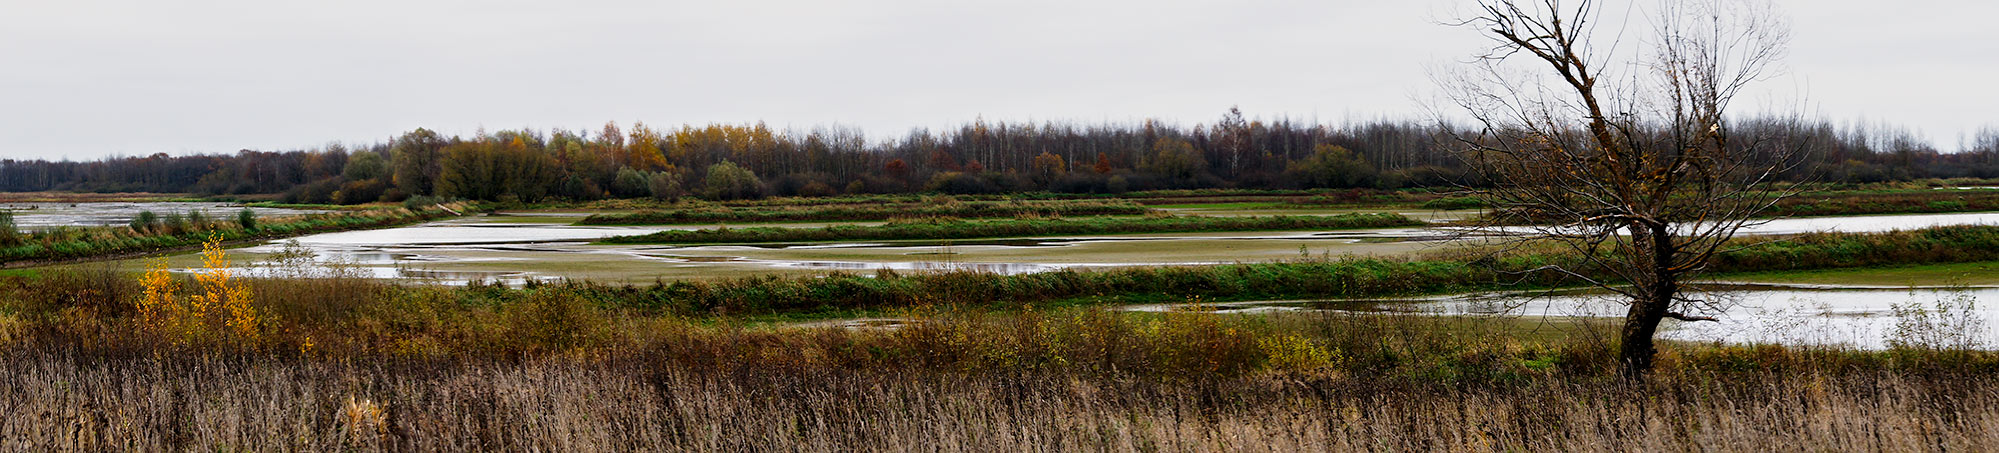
2,0,1993,159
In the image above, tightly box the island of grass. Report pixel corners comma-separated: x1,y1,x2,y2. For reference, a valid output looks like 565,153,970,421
597,212,1425,245
574,199,1151,225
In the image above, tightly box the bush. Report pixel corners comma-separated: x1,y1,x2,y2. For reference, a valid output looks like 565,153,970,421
237,208,258,230
186,209,209,231
162,212,187,235
0,211,19,246
130,210,159,233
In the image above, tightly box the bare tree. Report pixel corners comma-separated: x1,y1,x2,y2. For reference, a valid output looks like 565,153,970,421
1438,0,1804,376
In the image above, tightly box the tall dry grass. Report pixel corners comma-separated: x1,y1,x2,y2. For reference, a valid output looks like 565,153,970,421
3,351,1995,451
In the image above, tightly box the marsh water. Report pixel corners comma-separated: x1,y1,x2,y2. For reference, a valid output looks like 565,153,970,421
176,210,1999,283
28,202,1999,348
1126,285,1999,350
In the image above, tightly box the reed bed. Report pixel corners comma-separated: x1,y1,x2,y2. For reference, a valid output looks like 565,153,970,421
4,315,1997,451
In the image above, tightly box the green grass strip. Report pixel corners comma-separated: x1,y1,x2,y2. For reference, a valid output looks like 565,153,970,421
599,213,1424,244
576,200,1151,225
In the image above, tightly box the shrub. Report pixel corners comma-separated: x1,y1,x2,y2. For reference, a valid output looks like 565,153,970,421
1887,289,1988,351
135,235,257,345
162,212,186,235
0,211,19,246
186,209,208,231
130,210,159,233
238,208,258,230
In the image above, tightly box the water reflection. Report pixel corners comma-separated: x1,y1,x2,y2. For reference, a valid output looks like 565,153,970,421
200,210,1999,284
1131,286,1999,349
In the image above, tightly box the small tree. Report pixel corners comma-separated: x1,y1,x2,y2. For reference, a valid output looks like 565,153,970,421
136,234,257,344
1031,152,1067,183
1440,0,1805,376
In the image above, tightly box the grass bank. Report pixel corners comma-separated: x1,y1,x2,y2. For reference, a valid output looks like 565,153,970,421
576,198,1150,225
1767,189,1999,217
1719,260,1999,286
0,202,476,265
598,212,1423,245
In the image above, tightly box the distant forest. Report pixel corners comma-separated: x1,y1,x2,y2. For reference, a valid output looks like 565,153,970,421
4,109,1997,203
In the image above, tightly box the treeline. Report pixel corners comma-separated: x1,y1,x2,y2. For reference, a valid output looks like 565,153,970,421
3,110,1997,203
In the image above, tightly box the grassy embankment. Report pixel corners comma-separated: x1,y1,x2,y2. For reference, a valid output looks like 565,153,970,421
1722,260,1999,286
575,198,1151,225
0,202,476,264
3,227,1999,448
1765,189,1999,216
598,212,1422,245
1359,187,1999,216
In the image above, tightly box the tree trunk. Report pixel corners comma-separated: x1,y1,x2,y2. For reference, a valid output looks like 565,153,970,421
1619,223,1679,379
1618,292,1669,378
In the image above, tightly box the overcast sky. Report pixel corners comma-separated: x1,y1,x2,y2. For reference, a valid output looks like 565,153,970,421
2,0,1994,160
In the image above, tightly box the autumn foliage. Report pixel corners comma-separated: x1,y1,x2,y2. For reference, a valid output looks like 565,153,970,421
135,234,257,343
